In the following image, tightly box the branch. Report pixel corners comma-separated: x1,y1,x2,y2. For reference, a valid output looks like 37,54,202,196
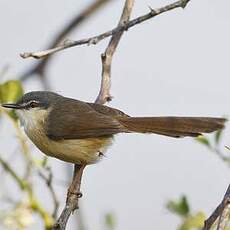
0,155,54,228
203,184,230,230
0,155,27,190
95,0,134,104
20,0,191,60
52,1,135,229
19,0,112,82
38,166,60,219
52,164,86,230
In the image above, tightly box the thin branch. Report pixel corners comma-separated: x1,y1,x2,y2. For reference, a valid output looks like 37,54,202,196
38,166,60,219
203,184,230,230
52,164,86,230
19,0,112,82
95,0,134,104
0,155,54,228
52,1,135,229
20,0,191,60
0,155,27,190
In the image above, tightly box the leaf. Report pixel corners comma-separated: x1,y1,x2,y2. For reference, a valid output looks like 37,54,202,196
179,212,206,230
0,80,24,120
105,212,116,230
195,135,211,148
167,195,190,217
0,80,23,103
215,129,223,145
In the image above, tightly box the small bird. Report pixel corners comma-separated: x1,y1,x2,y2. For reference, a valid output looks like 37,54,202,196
2,91,227,165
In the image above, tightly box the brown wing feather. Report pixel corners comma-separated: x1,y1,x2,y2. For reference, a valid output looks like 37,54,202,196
45,98,127,140
87,103,129,118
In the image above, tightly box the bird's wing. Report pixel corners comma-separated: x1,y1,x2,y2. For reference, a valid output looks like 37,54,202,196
45,99,127,140
86,102,129,118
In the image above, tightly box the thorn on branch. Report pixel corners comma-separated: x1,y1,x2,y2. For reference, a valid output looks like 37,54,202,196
88,37,99,45
62,39,72,46
20,52,34,59
106,95,113,102
148,5,156,14
101,53,106,61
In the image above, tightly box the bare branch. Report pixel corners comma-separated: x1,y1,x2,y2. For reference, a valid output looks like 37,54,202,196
52,1,135,229
20,0,191,60
52,164,86,230
19,0,112,82
95,0,134,104
203,184,230,230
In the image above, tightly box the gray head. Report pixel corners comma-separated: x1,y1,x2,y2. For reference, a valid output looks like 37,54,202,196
1,91,63,110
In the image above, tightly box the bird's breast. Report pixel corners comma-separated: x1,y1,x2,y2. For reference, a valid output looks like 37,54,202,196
17,109,113,164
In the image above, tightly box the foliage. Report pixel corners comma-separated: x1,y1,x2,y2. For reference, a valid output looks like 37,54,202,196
195,129,230,165
0,80,24,119
167,195,205,230
167,195,190,217
0,80,56,229
166,131,230,230
104,212,116,230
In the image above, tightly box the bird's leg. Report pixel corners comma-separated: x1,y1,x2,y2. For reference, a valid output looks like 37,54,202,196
67,164,85,205
52,164,86,230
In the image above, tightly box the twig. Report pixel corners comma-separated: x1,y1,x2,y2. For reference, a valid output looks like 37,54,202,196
95,0,134,104
213,147,230,166
0,155,27,190
19,0,112,83
20,0,191,60
38,166,60,219
203,184,230,230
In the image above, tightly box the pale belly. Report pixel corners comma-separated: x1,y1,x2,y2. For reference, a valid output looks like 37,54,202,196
27,128,113,164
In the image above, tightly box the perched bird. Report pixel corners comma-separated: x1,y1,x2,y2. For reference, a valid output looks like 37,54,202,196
2,91,227,165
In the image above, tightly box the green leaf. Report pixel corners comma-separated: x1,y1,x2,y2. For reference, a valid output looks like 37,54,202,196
0,80,23,103
41,157,48,167
215,130,223,145
0,80,24,120
105,212,116,230
195,135,211,148
167,195,190,217
179,212,206,230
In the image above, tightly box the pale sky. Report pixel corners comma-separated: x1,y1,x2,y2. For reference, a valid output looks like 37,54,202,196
0,0,230,229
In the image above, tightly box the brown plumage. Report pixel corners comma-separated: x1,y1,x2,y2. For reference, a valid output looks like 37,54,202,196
118,116,226,138
3,91,227,164
45,96,226,140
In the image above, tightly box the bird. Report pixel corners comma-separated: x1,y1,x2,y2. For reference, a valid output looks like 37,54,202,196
2,91,227,165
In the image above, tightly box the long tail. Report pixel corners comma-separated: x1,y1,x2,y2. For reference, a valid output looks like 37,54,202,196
118,117,226,138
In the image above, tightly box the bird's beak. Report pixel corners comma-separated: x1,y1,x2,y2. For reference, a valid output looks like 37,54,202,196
1,103,23,109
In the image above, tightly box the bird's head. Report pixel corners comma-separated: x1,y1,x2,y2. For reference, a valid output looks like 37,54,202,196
2,91,62,110
1,91,62,128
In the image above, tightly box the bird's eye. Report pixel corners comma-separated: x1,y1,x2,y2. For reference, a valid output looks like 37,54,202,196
30,101,39,108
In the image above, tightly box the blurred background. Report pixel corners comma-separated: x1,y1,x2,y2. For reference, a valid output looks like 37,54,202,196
0,0,229,229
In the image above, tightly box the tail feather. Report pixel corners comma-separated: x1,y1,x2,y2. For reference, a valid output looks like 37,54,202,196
118,117,226,138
